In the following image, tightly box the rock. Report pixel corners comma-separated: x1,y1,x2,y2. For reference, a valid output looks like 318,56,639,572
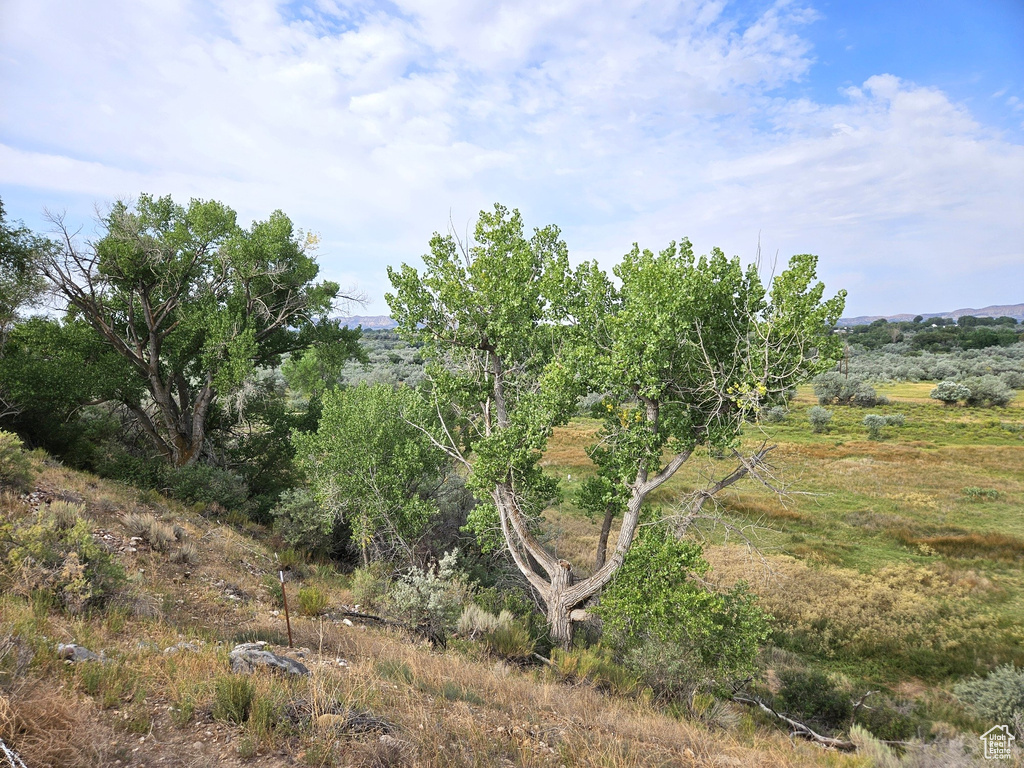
56,643,101,662
163,642,201,654
313,710,394,734
228,642,309,676
378,734,414,759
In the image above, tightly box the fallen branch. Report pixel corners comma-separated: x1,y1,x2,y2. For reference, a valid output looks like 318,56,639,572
328,610,446,648
732,695,855,751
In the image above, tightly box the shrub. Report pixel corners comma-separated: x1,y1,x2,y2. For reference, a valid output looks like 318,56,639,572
457,605,534,659
163,463,249,509
775,669,851,731
350,562,390,608
386,550,472,634
212,676,255,724
458,603,502,638
595,526,768,700
1,504,124,612
853,696,918,742
0,430,33,490
297,585,329,616
963,375,1015,407
863,414,888,441
1001,370,1024,390
954,664,1024,735
271,489,335,554
764,405,788,424
930,380,971,406
808,406,832,433
812,372,846,405
485,618,535,660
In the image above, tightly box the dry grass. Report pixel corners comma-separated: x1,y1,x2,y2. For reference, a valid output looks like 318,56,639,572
0,681,112,767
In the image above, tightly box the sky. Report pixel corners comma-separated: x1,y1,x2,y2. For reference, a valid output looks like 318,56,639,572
1,0,1022,318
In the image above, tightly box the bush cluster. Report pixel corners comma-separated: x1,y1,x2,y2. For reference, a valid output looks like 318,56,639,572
812,373,888,407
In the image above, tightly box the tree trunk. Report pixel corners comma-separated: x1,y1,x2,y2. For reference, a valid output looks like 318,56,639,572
547,560,575,649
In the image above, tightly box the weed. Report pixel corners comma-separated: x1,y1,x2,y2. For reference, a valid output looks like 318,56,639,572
962,486,1000,501
169,540,198,564
438,680,484,705
298,585,329,616
236,736,259,759
550,645,638,695
212,675,254,724
374,659,413,684
277,547,306,575
121,511,176,551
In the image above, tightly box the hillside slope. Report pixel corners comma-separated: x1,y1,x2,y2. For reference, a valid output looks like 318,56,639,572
0,456,879,768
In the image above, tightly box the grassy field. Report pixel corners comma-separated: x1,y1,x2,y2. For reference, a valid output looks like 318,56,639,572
540,386,1024,688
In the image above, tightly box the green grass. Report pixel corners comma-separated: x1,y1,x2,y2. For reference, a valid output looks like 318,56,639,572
540,390,1024,683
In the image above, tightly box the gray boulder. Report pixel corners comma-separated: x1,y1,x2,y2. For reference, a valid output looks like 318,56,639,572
56,643,101,662
228,642,309,676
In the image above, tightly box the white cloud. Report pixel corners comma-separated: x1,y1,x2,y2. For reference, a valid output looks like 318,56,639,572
0,0,1021,316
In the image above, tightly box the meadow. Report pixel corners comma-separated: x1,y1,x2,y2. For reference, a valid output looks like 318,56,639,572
541,385,1024,686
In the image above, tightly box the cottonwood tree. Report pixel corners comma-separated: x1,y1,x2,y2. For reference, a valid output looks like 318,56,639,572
293,383,450,566
387,204,845,647
42,194,360,466
0,198,51,418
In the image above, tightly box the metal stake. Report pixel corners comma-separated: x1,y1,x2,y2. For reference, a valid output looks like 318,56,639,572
279,568,293,648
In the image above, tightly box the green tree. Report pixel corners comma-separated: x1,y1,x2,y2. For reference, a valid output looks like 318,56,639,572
41,194,360,466
387,204,845,646
292,383,448,564
0,198,51,418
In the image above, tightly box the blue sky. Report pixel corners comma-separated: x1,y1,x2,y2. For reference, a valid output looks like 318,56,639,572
1,0,1021,317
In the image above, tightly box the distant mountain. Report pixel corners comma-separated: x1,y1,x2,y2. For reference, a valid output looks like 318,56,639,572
838,303,1024,327
337,315,399,329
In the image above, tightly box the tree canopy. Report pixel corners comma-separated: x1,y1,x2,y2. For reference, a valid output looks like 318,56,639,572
41,194,361,466
387,204,845,646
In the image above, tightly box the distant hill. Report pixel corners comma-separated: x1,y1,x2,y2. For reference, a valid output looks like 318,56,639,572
337,314,399,329
838,303,1024,327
